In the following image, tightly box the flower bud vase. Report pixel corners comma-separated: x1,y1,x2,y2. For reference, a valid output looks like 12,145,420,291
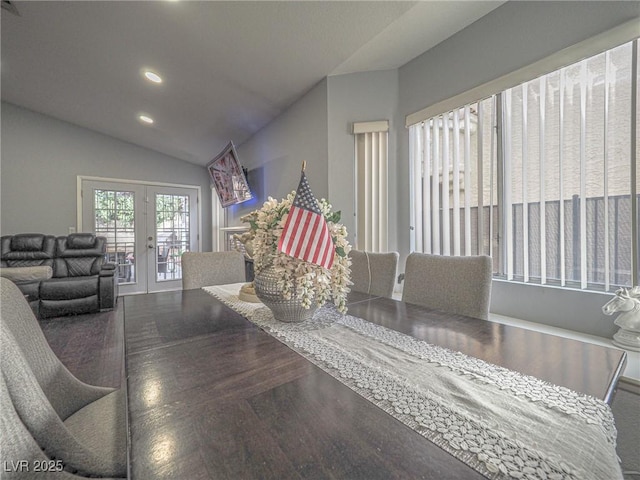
253,265,318,323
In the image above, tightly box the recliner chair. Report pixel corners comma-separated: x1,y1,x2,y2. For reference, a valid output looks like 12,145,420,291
0,233,55,313
1,233,118,318
41,234,117,318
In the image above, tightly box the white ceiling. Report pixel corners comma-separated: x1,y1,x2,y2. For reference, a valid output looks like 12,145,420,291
1,1,503,166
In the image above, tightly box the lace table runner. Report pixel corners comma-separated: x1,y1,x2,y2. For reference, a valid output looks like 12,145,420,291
203,284,622,480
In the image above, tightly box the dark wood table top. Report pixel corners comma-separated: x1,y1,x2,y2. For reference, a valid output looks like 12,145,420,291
124,289,627,480
346,297,627,403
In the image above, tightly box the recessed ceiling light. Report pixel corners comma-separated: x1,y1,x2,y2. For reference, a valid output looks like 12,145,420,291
138,114,154,125
143,70,162,84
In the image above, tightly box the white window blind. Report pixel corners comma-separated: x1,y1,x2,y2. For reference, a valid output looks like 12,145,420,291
409,38,639,292
410,99,498,261
354,120,389,252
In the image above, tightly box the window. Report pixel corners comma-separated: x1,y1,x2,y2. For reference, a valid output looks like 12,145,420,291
94,189,136,284
409,38,639,292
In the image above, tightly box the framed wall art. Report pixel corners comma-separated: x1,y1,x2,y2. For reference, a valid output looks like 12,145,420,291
207,141,253,207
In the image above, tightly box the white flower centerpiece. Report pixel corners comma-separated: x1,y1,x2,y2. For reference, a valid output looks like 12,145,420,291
241,189,352,320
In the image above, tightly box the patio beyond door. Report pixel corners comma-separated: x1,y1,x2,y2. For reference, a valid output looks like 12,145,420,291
81,179,199,294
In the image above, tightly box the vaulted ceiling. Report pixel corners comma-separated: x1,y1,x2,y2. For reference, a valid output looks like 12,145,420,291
1,1,503,165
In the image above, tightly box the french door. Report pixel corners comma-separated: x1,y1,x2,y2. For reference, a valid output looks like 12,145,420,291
80,179,199,295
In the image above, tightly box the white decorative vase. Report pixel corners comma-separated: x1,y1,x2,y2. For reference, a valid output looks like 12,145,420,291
253,265,318,323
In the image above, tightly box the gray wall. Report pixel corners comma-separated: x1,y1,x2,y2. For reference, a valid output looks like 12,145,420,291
327,69,399,246
234,70,401,246
1,102,213,249
232,79,329,224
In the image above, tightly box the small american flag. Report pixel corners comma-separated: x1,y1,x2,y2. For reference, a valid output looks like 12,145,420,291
278,169,335,270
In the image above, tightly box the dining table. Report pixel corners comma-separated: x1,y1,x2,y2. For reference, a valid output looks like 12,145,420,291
123,287,627,480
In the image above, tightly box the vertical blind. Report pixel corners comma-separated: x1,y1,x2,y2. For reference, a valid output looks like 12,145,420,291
354,121,389,252
409,38,638,292
409,98,499,262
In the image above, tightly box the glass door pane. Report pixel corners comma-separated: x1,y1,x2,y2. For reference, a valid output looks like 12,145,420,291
155,192,190,282
95,189,137,283
147,185,198,293
82,180,148,295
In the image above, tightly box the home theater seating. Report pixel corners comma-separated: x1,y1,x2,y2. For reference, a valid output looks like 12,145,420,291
0,233,118,318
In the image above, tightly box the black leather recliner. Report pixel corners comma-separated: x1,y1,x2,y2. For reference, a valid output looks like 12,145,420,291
0,233,118,318
0,234,55,312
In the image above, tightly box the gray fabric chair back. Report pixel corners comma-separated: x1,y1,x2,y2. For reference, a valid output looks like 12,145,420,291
181,251,246,289
0,370,60,479
1,328,125,478
0,277,109,419
349,250,399,298
0,368,125,479
402,253,492,320
0,277,126,478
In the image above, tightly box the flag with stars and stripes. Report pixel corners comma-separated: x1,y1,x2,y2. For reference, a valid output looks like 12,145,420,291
278,170,335,270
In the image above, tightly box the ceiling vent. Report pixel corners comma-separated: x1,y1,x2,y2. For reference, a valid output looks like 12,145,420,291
1,1,20,16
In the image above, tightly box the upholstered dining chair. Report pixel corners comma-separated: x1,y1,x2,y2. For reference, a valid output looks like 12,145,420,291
181,251,246,290
349,250,399,298
0,277,127,478
402,253,493,320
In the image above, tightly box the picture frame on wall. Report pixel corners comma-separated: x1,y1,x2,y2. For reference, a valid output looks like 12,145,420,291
207,141,252,207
